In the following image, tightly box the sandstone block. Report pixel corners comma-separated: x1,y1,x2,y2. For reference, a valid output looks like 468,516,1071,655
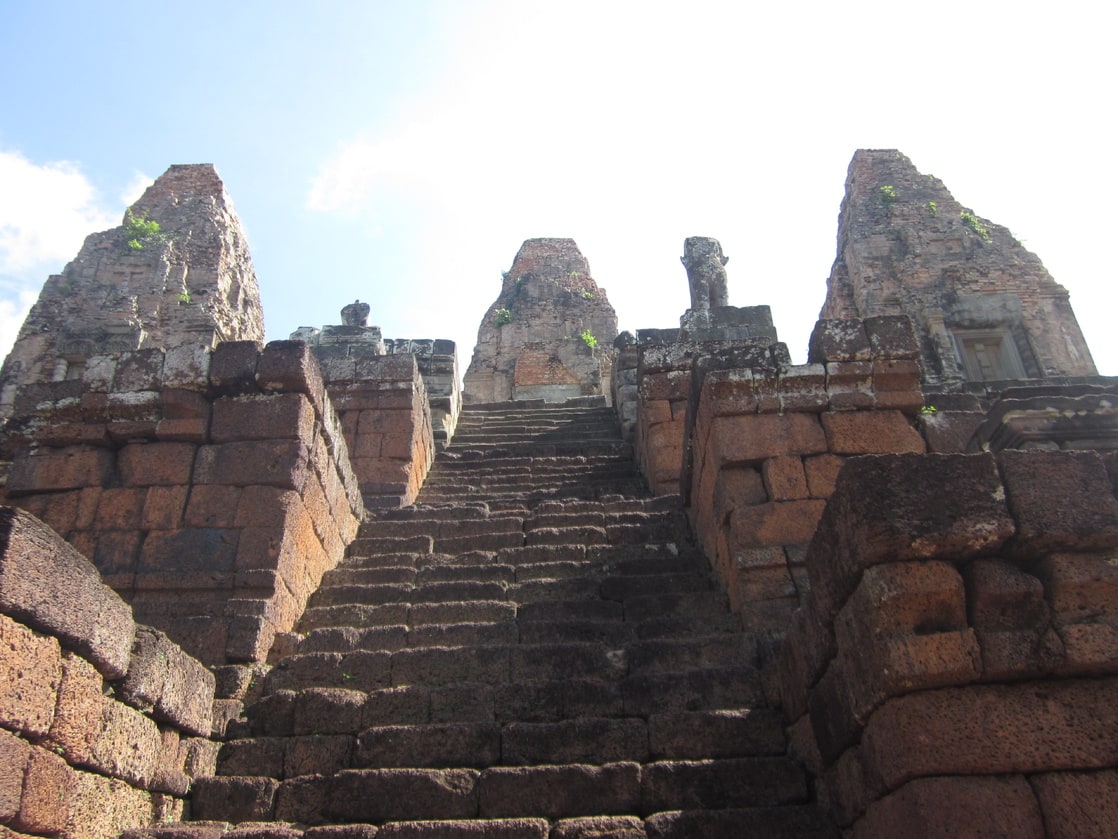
326,768,478,822
0,507,136,678
964,558,1049,630
210,341,264,395
66,769,154,839
478,762,639,819
184,485,242,528
294,688,367,736
838,560,968,638
113,349,165,392
94,486,147,530
977,627,1065,681
762,455,809,501
806,453,1014,621
803,453,844,498
1030,769,1118,839
1057,622,1118,676
920,409,986,453
825,361,875,411
0,728,30,821
779,364,829,412
864,315,920,359
1035,552,1118,626
860,677,1118,791
13,746,73,834
46,651,104,764
809,319,872,363
90,696,161,785
640,757,806,812
999,450,1118,553
139,527,239,575
820,410,925,455
729,499,826,549
140,485,188,530
6,447,114,493
192,775,278,821
119,442,197,487
256,340,326,412
551,816,644,839
709,413,827,465
162,343,210,390
212,393,316,443
194,440,312,490
119,626,216,737
853,775,1043,839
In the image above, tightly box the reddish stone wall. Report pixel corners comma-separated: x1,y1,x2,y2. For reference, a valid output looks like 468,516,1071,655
1,341,364,667
323,353,435,509
0,508,218,837
780,450,1118,835
668,317,924,630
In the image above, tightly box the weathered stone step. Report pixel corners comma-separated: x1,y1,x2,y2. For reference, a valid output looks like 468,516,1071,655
298,600,516,631
194,754,809,822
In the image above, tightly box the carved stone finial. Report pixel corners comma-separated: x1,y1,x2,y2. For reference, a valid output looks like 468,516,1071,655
341,300,370,327
680,237,729,312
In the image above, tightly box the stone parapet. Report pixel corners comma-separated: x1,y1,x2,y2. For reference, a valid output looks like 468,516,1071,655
683,316,925,631
0,507,219,836
0,340,365,667
779,450,1118,834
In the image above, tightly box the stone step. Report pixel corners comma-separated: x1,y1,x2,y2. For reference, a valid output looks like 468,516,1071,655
194,755,809,822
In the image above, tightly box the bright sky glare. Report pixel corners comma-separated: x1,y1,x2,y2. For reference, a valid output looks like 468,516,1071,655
1,1,1114,376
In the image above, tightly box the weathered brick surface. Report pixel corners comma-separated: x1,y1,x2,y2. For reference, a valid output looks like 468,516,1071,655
0,507,136,678
0,612,62,737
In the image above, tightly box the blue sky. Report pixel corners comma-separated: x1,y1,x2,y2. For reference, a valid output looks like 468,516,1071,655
2,1,1114,375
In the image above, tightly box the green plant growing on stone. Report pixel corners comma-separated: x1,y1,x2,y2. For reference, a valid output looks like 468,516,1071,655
581,290,594,300
124,209,161,250
570,270,582,278
879,184,897,204
495,308,512,326
919,405,938,415
177,291,192,305
960,211,991,241
580,328,598,349
927,201,938,217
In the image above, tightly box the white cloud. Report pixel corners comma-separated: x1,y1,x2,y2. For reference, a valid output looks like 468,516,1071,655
0,150,120,360
120,170,154,207
0,150,115,274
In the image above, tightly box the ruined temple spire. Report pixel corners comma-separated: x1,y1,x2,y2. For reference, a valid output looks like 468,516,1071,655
821,149,1095,386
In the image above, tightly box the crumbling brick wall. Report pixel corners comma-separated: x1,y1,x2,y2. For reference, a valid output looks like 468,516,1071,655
1,340,365,667
0,508,218,837
780,450,1118,835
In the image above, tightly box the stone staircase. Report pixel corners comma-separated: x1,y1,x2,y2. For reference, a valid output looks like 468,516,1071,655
170,399,838,837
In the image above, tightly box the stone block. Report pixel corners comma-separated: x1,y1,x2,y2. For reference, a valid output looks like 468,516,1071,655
864,315,920,359
976,626,1065,681
6,447,115,493
803,453,844,498
119,626,216,737
118,442,197,487
806,453,1014,622
184,485,243,528
191,775,278,821
778,364,829,413
708,413,827,465
762,455,809,501
0,508,136,679
139,527,239,575
1036,552,1118,626
699,368,758,417
778,600,835,722
294,688,367,735
998,450,1118,553
211,341,264,395
90,696,161,785
820,410,925,455
860,677,1118,791
66,769,154,839
853,775,1044,839
964,558,1049,630
194,440,311,490
113,349,165,392
921,409,987,453
212,393,316,443
729,500,826,548
0,728,30,821
13,746,73,835
478,762,639,819
1031,769,1118,839
551,817,642,839
326,768,478,822
46,651,105,764
808,319,872,363
256,340,327,411
163,344,211,390
139,485,188,530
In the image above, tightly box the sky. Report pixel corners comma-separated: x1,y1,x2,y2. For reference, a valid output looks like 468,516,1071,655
1,1,1114,377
